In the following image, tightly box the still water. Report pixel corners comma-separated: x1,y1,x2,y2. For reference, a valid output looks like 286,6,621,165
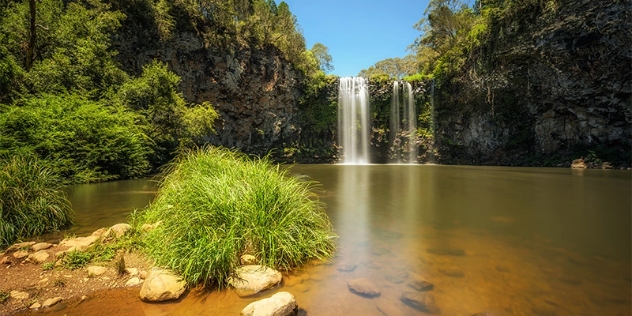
50,165,631,315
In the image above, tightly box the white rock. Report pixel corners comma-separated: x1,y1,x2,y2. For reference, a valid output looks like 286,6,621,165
42,297,63,308
28,250,50,263
126,277,142,287
228,265,282,297
241,292,297,316
29,302,41,310
59,236,99,251
10,290,29,300
139,267,186,302
87,266,107,277
125,267,139,276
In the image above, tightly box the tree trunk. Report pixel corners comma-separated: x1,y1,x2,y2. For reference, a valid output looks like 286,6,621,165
26,0,36,71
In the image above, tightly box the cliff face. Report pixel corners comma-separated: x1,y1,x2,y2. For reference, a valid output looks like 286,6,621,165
435,0,631,166
114,29,303,157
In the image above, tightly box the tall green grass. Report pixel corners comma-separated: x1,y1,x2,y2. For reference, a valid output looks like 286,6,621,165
0,155,74,249
134,146,337,287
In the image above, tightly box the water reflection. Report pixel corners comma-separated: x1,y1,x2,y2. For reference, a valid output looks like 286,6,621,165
41,166,631,315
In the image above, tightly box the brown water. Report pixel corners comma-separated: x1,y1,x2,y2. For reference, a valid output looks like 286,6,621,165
44,165,631,315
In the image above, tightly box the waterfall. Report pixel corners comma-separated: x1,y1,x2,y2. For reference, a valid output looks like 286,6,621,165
338,77,370,164
390,81,418,163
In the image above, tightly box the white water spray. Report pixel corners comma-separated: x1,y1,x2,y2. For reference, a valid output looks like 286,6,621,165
390,81,417,163
338,77,371,164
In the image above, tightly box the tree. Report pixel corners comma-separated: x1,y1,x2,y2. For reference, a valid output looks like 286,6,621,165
310,43,334,74
358,56,417,79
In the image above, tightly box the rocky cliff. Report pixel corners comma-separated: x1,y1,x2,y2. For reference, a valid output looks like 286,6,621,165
434,0,631,167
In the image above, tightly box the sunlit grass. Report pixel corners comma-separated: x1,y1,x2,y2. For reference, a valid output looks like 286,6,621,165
134,146,337,287
0,155,74,249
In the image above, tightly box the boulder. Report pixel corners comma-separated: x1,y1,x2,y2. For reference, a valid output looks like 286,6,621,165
241,292,297,316
571,159,587,169
42,297,63,308
106,223,132,238
347,278,380,297
31,242,53,251
28,250,50,263
228,265,282,297
401,292,440,314
59,236,99,252
139,267,186,302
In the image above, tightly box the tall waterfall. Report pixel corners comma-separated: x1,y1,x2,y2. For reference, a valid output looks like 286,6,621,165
338,77,370,164
390,81,417,163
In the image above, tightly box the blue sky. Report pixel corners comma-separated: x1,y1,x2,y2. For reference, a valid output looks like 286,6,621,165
277,0,430,77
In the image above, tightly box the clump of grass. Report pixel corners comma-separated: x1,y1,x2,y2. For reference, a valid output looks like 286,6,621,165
42,262,55,271
62,250,92,270
0,155,75,250
134,146,337,287
0,291,9,304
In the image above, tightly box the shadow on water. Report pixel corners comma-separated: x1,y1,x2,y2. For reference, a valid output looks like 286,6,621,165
37,165,631,315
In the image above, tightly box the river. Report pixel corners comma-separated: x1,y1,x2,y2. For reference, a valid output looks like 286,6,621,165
45,165,631,315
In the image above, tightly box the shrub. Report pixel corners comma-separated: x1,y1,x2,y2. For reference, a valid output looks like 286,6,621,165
134,146,337,287
0,94,152,183
0,155,74,249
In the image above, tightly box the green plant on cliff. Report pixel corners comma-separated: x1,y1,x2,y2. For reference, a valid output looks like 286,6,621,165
0,155,74,250
134,146,337,287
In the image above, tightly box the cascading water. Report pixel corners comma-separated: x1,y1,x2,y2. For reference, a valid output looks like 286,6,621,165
338,77,371,164
390,81,417,163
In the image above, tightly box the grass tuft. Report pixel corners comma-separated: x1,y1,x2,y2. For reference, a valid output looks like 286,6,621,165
133,146,337,287
0,155,74,250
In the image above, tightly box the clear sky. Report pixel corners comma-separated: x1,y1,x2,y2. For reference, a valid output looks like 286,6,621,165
277,0,430,77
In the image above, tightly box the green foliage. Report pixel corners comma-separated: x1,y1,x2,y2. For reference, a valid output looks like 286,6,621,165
358,55,418,79
112,61,218,167
0,94,152,183
134,146,337,287
0,155,74,250
0,291,8,304
310,43,334,74
42,262,55,271
0,0,127,100
62,250,93,270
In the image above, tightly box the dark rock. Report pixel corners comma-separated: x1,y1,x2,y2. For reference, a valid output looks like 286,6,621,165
439,267,465,278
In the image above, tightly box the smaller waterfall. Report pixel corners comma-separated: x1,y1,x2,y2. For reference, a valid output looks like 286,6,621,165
338,77,371,164
390,81,417,163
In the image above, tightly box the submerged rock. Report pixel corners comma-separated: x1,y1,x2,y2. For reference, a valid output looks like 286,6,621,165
240,292,297,316
407,273,434,291
336,262,357,272
228,265,282,297
347,278,381,297
439,267,465,278
426,247,466,256
401,292,440,314
139,267,187,302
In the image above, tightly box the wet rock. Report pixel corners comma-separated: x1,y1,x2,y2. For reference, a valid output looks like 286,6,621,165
140,267,187,302
241,291,297,316
336,262,357,272
126,277,142,287
87,266,107,277
228,265,282,297
28,250,50,263
31,242,53,251
385,270,408,284
106,223,131,238
347,278,380,297
10,290,29,300
401,292,440,314
427,247,466,256
241,254,257,265
408,273,434,291
42,297,63,308
376,300,404,316
439,267,465,278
